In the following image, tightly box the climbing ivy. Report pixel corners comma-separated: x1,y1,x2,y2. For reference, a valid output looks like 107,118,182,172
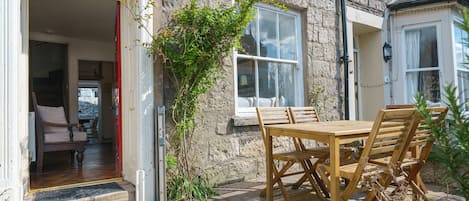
145,0,281,200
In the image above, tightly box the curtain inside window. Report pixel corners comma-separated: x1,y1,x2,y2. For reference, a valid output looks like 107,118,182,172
406,30,420,102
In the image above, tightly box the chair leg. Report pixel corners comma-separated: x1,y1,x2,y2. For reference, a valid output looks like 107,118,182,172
70,150,75,164
76,150,84,168
299,160,326,200
36,151,44,173
305,159,330,198
260,161,293,200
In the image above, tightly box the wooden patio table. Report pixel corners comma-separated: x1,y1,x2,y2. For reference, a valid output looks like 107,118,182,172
264,120,374,201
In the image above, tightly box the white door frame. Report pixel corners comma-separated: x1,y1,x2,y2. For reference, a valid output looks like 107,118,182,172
1,0,29,199
346,6,383,120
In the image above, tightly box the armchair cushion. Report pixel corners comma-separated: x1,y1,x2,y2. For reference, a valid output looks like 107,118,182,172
37,105,69,133
44,131,87,143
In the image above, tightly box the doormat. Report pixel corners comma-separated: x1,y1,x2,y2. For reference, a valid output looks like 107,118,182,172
34,182,125,201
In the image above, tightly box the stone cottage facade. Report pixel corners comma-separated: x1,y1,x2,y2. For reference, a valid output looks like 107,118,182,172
159,0,391,185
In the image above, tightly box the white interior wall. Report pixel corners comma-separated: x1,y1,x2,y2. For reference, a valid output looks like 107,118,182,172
29,32,115,124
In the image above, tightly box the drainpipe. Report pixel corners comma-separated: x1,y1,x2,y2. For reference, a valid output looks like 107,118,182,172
340,0,350,120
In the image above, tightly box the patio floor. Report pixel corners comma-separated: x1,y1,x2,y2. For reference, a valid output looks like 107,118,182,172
211,175,465,201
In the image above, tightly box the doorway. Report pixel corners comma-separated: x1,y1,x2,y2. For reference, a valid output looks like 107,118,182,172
28,0,121,190
351,22,385,121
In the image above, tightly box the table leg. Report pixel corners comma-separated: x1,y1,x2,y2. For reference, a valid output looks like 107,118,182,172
266,129,273,201
329,136,340,201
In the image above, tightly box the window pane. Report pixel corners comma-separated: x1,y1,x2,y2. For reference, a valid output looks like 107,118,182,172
405,26,438,69
458,71,469,111
278,63,295,106
406,70,440,103
454,23,469,71
237,59,256,108
259,9,278,58
279,14,297,60
240,20,258,56
258,61,277,106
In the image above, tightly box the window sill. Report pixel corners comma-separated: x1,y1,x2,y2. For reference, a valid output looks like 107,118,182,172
232,116,259,127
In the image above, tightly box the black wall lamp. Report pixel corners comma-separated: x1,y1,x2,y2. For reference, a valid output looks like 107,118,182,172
383,42,392,62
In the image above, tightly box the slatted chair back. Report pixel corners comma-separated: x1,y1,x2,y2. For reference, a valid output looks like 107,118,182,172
289,107,320,123
385,105,448,151
256,107,293,144
411,107,448,149
354,109,420,179
385,104,415,109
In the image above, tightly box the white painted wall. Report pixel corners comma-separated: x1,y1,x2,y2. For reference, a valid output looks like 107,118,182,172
390,5,454,104
358,31,385,120
0,0,29,199
29,32,115,124
121,2,156,200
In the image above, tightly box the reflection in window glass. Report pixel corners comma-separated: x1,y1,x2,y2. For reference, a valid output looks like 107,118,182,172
405,26,440,103
258,61,277,107
236,5,302,113
406,71,440,103
405,26,438,69
278,64,295,106
458,71,469,111
279,15,297,60
237,59,256,108
239,20,258,56
259,9,278,58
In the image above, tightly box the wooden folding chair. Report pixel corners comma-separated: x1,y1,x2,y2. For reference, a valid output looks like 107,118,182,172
256,107,324,200
317,108,420,200
288,107,355,195
370,106,448,199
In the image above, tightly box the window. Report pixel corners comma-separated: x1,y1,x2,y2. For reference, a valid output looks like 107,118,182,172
453,23,469,111
235,4,303,115
404,26,441,103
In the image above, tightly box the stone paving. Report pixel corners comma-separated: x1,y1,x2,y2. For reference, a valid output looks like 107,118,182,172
211,175,465,201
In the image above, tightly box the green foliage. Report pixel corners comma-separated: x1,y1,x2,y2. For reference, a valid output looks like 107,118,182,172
128,0,284,199
167,173,217,201
415,85,469,198
143,0,281,200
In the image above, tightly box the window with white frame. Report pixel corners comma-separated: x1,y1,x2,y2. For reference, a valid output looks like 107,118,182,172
235,4,303,115
404,26,441,103
453,22,469,111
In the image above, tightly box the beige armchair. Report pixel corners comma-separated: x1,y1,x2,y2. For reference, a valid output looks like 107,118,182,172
32,92,87,173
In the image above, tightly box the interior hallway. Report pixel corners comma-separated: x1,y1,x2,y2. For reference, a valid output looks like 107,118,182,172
30,143,119,189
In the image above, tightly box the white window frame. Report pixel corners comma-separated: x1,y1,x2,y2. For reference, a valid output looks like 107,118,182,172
234,3,304,116
401,23,443,103
452,20,469,111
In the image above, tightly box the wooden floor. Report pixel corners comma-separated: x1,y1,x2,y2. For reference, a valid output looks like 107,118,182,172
30,143,119,189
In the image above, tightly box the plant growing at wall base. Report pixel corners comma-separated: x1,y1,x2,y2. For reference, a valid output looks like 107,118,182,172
415,85,469,198
148,0,280,200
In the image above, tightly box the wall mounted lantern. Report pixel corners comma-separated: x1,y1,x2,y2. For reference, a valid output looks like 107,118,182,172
383,42,392,62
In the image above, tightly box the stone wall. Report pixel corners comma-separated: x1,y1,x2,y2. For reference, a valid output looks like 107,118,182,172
159,0,375,185
347,0,391,16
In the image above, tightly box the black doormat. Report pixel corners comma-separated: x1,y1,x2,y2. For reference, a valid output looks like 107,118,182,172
34,182,125,201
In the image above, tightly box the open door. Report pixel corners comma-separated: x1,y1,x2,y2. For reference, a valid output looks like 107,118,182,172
114,1,123,174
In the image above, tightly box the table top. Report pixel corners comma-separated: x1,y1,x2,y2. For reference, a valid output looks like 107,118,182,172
265,120,374,137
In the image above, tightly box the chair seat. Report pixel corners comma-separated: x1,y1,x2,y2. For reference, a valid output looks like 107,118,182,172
369,155,420,167
273,151,315,161
304,146,355,159
44,131,87,143
318,161,384,179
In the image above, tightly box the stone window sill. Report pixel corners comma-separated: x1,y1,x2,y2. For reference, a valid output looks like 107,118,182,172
232,116,259,127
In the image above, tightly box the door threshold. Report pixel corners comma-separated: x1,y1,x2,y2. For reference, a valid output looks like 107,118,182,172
29,177,123,193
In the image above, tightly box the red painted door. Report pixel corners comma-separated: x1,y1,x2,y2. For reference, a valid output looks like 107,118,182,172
114,2,123,174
